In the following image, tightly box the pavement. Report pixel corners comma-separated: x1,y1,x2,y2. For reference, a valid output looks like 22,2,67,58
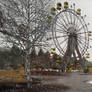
0,72,91,92
36,72,92,92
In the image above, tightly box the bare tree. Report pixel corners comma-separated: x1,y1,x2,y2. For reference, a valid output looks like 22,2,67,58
0,0,52,88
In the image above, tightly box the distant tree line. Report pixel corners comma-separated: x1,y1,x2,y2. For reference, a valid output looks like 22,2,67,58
0,46,51,70
0,46,25,70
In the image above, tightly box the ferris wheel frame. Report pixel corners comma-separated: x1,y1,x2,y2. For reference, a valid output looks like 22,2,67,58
52,8,89,56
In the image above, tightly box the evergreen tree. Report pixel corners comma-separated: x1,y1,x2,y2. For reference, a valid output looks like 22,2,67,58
11,45,21,56
30,46,37,60
44,51,50,57
38,49,44,56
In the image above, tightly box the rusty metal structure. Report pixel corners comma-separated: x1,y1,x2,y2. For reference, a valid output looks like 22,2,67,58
51,2,89,68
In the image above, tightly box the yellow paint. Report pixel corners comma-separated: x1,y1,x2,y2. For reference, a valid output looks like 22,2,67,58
56,63,59,67
51,11,56,15
86,53,90,55
69,68,72,72
88,33,91,36
57,2,62,10
64,2,68,9
56,60,60,63
51,51,56,54
46,16,52,21
51,7,56,12
88,68,92,73
76,9,81,15
57,2,62,7
51,7,56,15
51,48,56,51
85,55,90,58
65,68,68,72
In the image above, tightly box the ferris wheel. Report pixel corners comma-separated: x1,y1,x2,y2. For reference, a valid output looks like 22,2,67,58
50,1,89,65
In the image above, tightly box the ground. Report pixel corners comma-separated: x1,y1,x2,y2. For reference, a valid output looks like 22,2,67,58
37,72,92,92
1,72,92,92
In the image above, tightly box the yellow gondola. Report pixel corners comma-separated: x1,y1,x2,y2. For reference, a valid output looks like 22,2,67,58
51,7,56,15
77,62,80,65
88,67,92,73
51,48,56,51
88,31,92,33
57,55,61,59
46,16,52,21
56,60,60,63
69,68,72,72
76,8,81,15
86,53,89,56
65,68,68,72
56,63,59,67
71,64,74,67
86,55,90,58
64,2,68,9
57,2,62,10
88,31,92,36
88,33,91,36
51,51,56,54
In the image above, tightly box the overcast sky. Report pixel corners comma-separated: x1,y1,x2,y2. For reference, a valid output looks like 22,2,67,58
55,0,92,61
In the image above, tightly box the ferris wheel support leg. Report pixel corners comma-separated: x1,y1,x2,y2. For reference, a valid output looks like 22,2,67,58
75,44,85,68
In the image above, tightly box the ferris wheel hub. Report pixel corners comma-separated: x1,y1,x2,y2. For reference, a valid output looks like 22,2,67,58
68,27,76,33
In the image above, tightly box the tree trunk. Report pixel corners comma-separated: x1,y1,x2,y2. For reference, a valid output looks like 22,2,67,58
25,53,32,88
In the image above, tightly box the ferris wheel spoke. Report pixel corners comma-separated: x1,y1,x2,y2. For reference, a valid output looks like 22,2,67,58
64,12,70,24
59,13,68,27
75,20,79,29
67,11,78,27
77,42,83,54
75,19,80,29
59,46,65,54
59,37,68,45
56,22,68,31
77,40,86,54
69,11,73,24
77,31,88,34
78,35,87,41
57,19,68,30
55,39,65,54
55,24,67,33
56,29,68,34
46,35,68,40
75,16,82,29
77,39,87,50
75,19,84,31
72,13,77,26
77,24,87,33
79,36,88,43
78,34,87,38
78,34,86,41
77,38,86,47
62,40,68,51
78,36,86,44
54,35,69,38
78,37,87,43
77,39,85,49
78,37,88,48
